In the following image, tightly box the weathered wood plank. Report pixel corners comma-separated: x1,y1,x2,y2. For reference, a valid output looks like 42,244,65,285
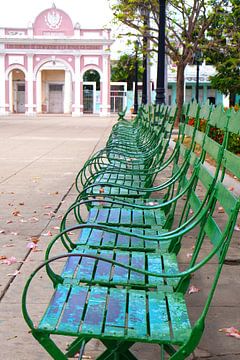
104,288,127,337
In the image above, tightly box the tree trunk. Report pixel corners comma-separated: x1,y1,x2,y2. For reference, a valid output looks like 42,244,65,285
229,92,236,107
175,63,186,124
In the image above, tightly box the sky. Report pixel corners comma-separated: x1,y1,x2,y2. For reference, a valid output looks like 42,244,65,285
0,0,129,58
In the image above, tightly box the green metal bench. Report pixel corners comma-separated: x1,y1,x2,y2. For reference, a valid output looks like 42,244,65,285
22,178,240,359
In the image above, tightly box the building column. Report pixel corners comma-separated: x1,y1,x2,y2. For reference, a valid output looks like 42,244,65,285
36,70,42,113
26,54,35,115
100,55,111,116
64,69,72,113
73,55,81,116
9,71,13,113
0,55,6,115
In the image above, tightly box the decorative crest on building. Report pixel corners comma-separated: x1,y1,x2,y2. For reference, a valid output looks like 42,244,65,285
44,5,62,29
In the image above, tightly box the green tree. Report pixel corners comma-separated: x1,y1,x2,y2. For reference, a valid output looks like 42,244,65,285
110,0,225,119
206,0,240,105
111,53,143,90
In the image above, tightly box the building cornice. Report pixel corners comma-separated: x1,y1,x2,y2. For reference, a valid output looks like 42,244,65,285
0,37,114,46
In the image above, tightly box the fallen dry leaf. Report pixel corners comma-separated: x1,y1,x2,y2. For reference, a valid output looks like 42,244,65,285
186,253,193,258
12,210,21,217
0,229,6,234
28,217,39,223
0,255,7,260
2,256,17,265
99,188,105,194
188,285,200,295
218,206,225,213
20,219,28,223
234,225,240,232
2,244,14,248
52,226,60,230
7,270,20,276
6,220,13,224
27,242,38,250
42,231,53,237
30,236,40,244
228,187,234,191
44,205,52,209
19,202,24,206
43,211,55,217
10,232,18,236
219,327,240,339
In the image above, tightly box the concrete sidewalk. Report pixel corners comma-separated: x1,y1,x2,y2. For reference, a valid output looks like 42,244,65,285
0,115,239,359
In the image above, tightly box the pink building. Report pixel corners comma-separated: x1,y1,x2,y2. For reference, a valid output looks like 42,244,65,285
0,4,113,116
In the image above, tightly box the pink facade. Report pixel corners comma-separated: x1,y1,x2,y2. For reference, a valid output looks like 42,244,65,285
0,4,113,116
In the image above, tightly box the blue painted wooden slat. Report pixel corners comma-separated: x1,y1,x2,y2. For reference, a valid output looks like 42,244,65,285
130,253,145,284
127,290,147,338
94,251,113,282
75,249,97,282
107,208,121,224
112,252,130,284
38,285,70,331
96,208,110,223
101,231,117,247
148,291,170,340
104,288,127,337
147,254,164,285
120,209,132,225
167,293,192,342
82,287,108,335
57,286,88,333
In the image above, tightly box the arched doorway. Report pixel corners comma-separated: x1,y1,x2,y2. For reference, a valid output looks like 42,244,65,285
83,70,100,113
35,60,73,114
9,69,26,113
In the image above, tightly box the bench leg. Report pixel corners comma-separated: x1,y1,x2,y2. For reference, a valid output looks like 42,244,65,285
32,331,67,360
96,340,137,360
66,337,89,357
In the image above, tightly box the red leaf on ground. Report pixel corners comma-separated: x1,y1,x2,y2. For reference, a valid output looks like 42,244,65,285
0,229,6,234
6,220,13,224
0,255,7,260
19,202,24,206
218,206,225,213
234,225,240,232
2,256,17,265
219,327,240,339
42,231,52,237
52,226,60,230
28,217,39,223
188,285,200,295
12,210,21,217
27,242,38,250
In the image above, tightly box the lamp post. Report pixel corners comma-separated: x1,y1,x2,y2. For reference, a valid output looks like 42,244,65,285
133,40,140,114
194,49,202,103
142,9,149,105
155,0,166,105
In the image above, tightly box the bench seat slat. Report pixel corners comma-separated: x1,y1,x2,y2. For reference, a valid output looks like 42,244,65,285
112,252,130,283
104,288,127,337
148,292,170,340
38,285,70,331
81,287,108,335
127,290,147,338
75,250,97,282
57,286,88,333
167,293,192,341
94,251,113,282
147,254,164,285
130,253,145,284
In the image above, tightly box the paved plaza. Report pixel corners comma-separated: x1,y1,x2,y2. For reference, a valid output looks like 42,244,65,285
0,115,239,359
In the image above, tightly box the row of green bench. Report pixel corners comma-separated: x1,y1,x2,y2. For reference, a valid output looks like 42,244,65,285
22,102,240,359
